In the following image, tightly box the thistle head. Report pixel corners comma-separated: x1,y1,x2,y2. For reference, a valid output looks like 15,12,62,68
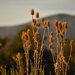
30,9,34,15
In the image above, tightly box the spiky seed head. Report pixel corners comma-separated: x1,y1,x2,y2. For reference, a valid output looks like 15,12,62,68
49,36,54,43
64,22,68,29
30,9,34,15
32,19,36,26
27,29,31,36
41,17,44,22
54,20,58,27
50,32,53,36
56,27,59,33
44,21,47,28
70,40,74,46
40,44,45,51
36,12,39,18
16,52,21,59
34,32,39,37
58,22,62,30
21,32,28,41
46,20,50,27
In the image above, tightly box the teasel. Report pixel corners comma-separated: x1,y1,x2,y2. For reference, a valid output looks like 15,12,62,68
35,12,39,19
62,22,68,39
30,9,34,15
21,31,28,41
54,20,58,27
41,17,44,22
58,21,62,31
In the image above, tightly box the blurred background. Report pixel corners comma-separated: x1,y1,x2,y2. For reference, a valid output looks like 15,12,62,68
0,0,75,75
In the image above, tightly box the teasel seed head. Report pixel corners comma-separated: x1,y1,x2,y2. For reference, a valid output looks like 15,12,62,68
36,12,39,18
58,21,62,30
40,44,45,51
70,40,74,46
49,36,54,43
46,20,50,27
44,21,47,28
16,52,21,60
32,19,36,26
31,9,34,15
54,20,58,27
49,32,53,37
27,29,31,36
64,22,68,29
41,17,44,22
21,32,28,41
34,31,39,37
56,27,59,33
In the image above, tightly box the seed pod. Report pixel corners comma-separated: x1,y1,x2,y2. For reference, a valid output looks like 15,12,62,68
46,20,50,27
49,36,54,43
50,32,53,36
41,17,44,22
30,9,34,15
54,20,58,27
40,44,45,51
70,40,74,46
44,21,47,28
56,27,59,33
27,29,31,36
64,22,67,29
21,32,28,41
36,12,39,18
32,19,36,26
58,22,62,30
62,22,65,29
34,32,39,37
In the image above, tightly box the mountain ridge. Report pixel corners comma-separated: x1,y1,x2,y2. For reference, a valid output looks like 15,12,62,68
0,14,75,39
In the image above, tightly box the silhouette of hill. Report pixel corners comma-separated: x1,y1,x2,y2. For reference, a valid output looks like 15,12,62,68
0,14,75,39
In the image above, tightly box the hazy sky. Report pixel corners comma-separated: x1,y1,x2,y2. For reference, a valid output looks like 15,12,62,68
0,0,75,26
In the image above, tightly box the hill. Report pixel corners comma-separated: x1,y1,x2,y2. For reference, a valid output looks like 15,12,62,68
0,14,75,39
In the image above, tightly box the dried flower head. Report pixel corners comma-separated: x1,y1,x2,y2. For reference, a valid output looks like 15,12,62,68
64,22,67,29
27,29,31,36
50,32,53,36
54,20,58,27
70,40,74,46
46,20,50,27
32,19,36,26
36,12,39,18
44,21,47,28
40,44,45,51
41,17,44,22
58,21,62,30
49,36,54,43
21,32,28,41
30,9,34,15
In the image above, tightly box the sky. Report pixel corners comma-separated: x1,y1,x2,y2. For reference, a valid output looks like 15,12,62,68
0,0,75,27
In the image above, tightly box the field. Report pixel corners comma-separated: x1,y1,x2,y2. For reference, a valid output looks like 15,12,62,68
0,9,75,75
